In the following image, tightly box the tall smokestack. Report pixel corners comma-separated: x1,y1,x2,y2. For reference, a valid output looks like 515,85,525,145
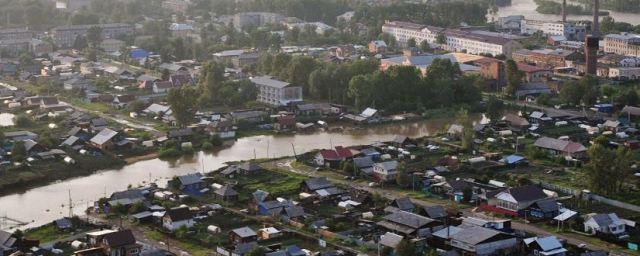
593,0,600,37
562,0,567,23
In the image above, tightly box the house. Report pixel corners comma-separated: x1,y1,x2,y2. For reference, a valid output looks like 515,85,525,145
0,230,18,255
177,173,205,194
392,197,415,212
238,162,262,174
377,210,439,237
258,227,282,240
89,128,119,150
461,217,512,232
448,124,464,138
0,231,17,255
112,94,136,108
517,62,552,82
523,236,567,256
300,177,333,193
314,146,354,168
109,189,146,207
584,213,626,236
101,229,142,256
378,232,403,252
390,135,413,147
214,185,239,201
603,120,621,132
353,156,374,175
90,118,108,131
207,119,235,139
143,103,171,116
343,107,380,124
502,114,530,131
490,185,549,216
229,227,258,245
369,40,387,54
529,111,548,125
528,199,560,219
533,137,587,158
163,207,194,231
360,147,381,160
167,128,193,141
169,74,193,87
152,80,177,94
228,110,267,124
257,200,288,216
250,75,303,106
295,103,335,116
449,226,517,256
281,205,306,222
420,205,448,221
274,115,295,131
4,131,38,141
64,77,90,90
373,160,398,182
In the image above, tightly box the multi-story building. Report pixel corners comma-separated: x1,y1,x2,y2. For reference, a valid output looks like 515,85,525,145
604,33,640,57
381,21,522,58
52,23,134,48
162,0,190,13
520,19,588,41
233,12,286,30
169,23,195,38
497,15,524,32
250,76,303,106
0,28,32,41
512,48,580,68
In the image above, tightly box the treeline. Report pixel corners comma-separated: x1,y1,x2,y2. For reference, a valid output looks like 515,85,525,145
575,0,640,13
0,0,64,30
601,17,640,34
534,0,595,15
189,0,352,25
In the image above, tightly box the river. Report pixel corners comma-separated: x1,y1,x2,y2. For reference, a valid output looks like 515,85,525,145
0,116,487,231
491,0,640,25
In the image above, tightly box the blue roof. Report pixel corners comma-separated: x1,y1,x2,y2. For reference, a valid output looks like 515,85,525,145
505,155,525,164
130,49,150,59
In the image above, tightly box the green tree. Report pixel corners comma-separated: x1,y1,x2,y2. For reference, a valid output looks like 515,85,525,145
167,87,198,128
504,59,522,96
420,40,431,52
246,247,267,256
13,114,32,128
348,74,369,111
457,109,474,152
86,26,103,46
579,75,598,106
585,136,616,195
11,141,26,162
436,33,447,44
287,56,317,93
407,38,417,48
485,96,504,122
614,146,634,193
559,81,582,106
395,162,410,187
395,239,416,256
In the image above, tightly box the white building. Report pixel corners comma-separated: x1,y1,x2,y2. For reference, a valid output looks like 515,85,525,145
604,33,640,57
381,21,522,58
162,207,194,231
250,76,303,106
584,213,626,236
608,67,640,80
520,19,588,41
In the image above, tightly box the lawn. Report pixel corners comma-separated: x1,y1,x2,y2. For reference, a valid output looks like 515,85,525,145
24,224,70,243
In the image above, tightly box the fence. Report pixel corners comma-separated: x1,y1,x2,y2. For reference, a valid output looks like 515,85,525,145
535,180,640,213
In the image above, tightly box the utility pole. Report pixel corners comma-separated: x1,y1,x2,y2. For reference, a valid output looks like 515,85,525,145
68,190,73,218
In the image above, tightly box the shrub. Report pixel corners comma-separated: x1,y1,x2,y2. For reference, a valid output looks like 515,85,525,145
159,148,181,158
202,141,214,151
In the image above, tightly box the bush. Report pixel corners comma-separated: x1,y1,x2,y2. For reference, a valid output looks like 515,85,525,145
201,141,214,151
13,114,33,128
159,148,181,158
210,135,223,146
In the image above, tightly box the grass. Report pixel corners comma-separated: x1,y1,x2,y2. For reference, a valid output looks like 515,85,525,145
24,224,70,243
144,229,212,256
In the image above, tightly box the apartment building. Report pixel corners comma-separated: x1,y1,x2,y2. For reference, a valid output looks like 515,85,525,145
604,33,640,58
381,21,522,58
250,76,302,106
0,28,32,41
512,48,580,68
233,12,286,30
52,23,134,48
162,0,190,13
520,19,588,41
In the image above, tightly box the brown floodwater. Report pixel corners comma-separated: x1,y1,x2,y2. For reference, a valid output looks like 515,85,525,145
0,116,487,230
490,0,640,25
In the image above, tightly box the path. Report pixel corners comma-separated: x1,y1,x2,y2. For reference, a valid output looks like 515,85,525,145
63,101,159,133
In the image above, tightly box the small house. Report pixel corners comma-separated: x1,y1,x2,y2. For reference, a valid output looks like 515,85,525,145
214,185,239,201
533,137,587,159
377,210,440,237
162,207,194,231
449,226,517,255
314,146,354,168
490,185,549,216
353,156,374,175
89,128,119,150
274,115,295,131
177,173,205,194
229,227,258,245
523,236,567,256
258,227,282,240
378,232,403,253
528,199,560,219
373,160,398,182
420,205,448,221
391,197,415,212
584,213,626,236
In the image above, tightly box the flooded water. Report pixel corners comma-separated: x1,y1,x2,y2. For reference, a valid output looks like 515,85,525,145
0,113,15,127
491,0,640,25
0,116,486,230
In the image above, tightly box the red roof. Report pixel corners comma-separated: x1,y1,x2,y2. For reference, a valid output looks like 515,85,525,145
319,150,340,160
516,62,549,73
319,146,353,160
335,146,353,158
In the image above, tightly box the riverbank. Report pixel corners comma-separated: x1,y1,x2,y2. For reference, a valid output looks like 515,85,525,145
0,153,126,197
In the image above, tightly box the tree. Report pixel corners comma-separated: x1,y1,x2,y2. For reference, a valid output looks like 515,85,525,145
579,75,598,106
462,186,473,203
246,247,267,256
13,114,32,128
436,33,447,45
11,141,26,162
504,59,522,96
395,162,411,187
456,109,474,152
86,26,102,46
614,146,634,193
559,81,582,106
585,136,616,195
395,239,416,256
167,87,198,128
420,40,431,52
407,37,417,48
72,36,88,50
485,96,504,122
287,56,317,93
347,74,369,111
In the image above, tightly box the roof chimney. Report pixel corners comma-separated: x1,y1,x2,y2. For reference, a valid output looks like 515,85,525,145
593,0,600,37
